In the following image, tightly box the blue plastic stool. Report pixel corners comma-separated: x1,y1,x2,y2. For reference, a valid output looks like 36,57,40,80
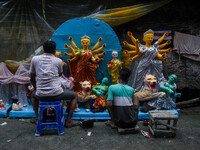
35,100,65,136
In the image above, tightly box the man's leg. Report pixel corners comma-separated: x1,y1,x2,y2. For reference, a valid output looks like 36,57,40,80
106,106,117,129
58,89,80,127
31,91,39,123
133,95,140,114
31,96,39,117
65,94,80,127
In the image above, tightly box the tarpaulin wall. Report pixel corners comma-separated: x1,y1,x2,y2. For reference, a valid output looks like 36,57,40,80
0,0,171,63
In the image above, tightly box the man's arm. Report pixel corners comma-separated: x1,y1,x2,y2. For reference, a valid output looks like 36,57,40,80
133,95,139,107
106,86,114,107
106,100,113,107
30,73,36,90
132,95,139,114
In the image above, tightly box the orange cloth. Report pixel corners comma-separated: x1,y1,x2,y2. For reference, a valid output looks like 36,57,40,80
93,96,106,108
68,50,97,92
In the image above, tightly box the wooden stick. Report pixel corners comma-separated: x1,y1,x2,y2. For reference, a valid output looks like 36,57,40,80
176,97,200,106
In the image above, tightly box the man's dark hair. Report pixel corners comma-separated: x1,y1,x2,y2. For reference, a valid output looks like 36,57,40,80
119,68,132,83
43,40,56,54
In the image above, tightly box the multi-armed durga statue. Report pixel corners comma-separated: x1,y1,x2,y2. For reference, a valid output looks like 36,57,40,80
123,29,172,62
123,29,172,91
64,35,107,92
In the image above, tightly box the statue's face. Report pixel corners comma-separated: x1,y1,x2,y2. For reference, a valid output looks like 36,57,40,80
143,33,154,43
81,39,90,47
80,81,91,93
112,51,118,58
102,77,108,84
168,75,177,83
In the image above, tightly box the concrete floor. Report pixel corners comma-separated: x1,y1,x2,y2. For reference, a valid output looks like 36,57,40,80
0,106,200,150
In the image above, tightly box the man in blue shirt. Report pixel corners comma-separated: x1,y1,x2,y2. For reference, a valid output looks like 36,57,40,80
106,68,139,129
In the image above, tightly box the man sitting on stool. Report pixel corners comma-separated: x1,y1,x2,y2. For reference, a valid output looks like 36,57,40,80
106,68,139,131
30,40,79,128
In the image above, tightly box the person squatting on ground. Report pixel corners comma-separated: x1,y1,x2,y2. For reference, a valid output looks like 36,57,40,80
30,40,79,128
106,68,140,129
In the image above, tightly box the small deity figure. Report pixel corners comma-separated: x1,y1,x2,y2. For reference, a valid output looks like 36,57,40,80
156,74,181,109
92,77,108,97
135,74,165,112
77,80,96,103
107,51,123,84
55,51,67,67
91,77,108,112
12,102,22,111
0,100,5,111
135,75,165,101
123,29,172,91
64,35,106,92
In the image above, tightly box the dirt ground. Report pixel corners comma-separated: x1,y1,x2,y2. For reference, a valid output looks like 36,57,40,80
0,106,200,150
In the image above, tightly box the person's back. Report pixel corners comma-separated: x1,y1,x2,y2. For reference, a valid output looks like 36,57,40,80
107,83,137,128
31,54,63,97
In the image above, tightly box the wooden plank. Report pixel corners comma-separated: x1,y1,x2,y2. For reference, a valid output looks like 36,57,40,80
148,125,155,135
155,120,177,130
153,129,176,134
149,110,175,113
149,112,178,119
151,115,178,120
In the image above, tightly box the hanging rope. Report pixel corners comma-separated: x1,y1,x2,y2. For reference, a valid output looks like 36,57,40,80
42,0,46,20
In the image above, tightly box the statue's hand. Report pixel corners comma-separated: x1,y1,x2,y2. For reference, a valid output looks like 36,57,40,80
107,64,112,68
91,95,97,99
127,31,132,37
152,92,165,98
159,92,166,97
64,52,68,56
69,36,73,41
103,51,107,55
162,53,167,58
96,91,102,97
163,57,168,62
168,89,174,96
168,48,172,52
135,39,139,44
124,50,129,54
123,41,128,46
164,32,169,37
98,37,102,42
129,58,133,62
64,44,69,48
167,40,171,45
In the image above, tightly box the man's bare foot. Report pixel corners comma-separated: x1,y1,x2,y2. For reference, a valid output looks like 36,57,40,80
105,120,117,129
65,120,80,128
30,118,37,125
